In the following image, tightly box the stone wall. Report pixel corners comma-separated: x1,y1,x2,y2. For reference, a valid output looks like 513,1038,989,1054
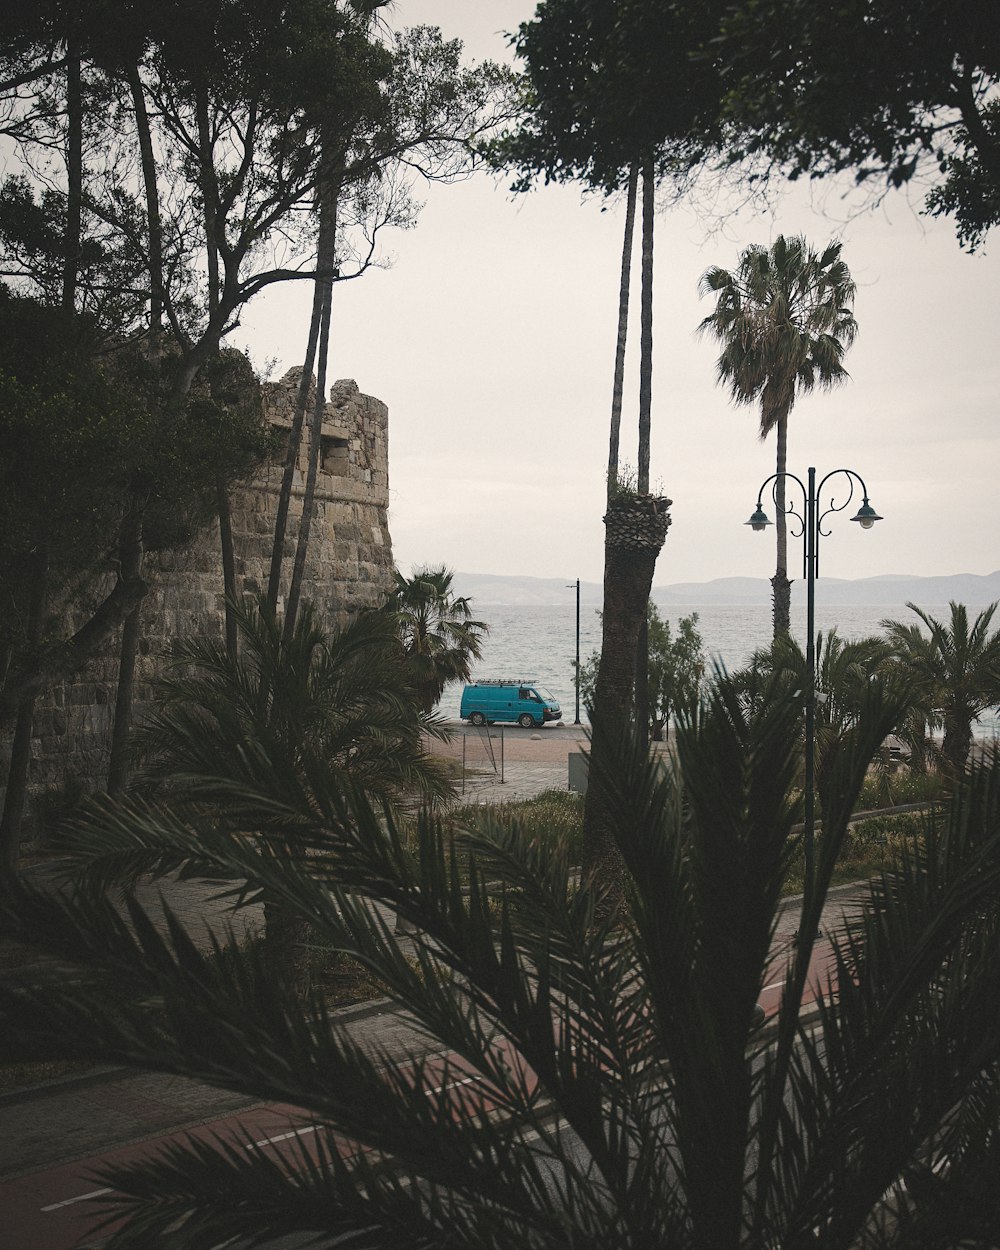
4,371,394,830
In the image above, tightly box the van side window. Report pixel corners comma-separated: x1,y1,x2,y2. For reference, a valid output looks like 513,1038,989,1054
518,688,529,700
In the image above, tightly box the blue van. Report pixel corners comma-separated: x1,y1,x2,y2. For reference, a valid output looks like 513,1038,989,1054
460,679,562,728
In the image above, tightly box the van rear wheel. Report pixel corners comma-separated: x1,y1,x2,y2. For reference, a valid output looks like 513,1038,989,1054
469,712,486,727
518,713,535,729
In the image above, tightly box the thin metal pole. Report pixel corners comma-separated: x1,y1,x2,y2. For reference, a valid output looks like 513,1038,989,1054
574,578,581,724
804,467,817,886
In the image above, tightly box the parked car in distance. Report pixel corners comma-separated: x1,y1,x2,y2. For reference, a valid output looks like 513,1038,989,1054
460,679,562,728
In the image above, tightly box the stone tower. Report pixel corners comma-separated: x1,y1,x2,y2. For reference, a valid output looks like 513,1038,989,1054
8,371,394,823
151,369,394,636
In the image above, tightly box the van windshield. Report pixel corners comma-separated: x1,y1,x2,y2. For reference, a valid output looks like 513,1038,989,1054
534,687,556,702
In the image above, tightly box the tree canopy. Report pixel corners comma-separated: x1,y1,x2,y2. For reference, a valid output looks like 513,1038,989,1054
711,0,1000,248
0,292,272,728
491,0,724,194
499,0,999,249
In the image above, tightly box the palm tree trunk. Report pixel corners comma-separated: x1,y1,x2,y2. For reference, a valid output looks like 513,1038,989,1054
607,162,638,503
771,412,792,636
582,497,670,912
632,155,655,745
637,155,654,496
583,550,657,904
942,713,973,777
633,156,655,747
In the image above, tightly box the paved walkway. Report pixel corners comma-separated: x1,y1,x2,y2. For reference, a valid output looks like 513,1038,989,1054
453,759,570,802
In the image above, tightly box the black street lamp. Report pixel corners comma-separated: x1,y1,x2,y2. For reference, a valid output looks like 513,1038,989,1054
567,579,581,724
747,466,883,884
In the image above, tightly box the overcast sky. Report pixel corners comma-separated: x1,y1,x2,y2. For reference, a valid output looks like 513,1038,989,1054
232,1,1000,588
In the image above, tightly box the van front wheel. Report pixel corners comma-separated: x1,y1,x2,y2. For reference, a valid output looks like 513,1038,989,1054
518,713,536,729
469,712,486,727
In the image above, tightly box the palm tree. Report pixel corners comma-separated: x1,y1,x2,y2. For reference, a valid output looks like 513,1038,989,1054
882,600,1000,776
5,666,1000,1247
585,155,670,901
122,594,452,995
743,628,899,811
383,567,488,713
699,236,858,636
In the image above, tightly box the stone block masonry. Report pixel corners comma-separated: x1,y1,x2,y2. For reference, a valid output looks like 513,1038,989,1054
2,372,394,832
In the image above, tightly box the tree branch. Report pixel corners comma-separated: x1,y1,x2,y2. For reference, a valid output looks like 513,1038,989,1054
1,574,148,727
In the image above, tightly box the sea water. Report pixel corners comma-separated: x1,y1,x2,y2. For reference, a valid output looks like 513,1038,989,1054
439,599,1000,738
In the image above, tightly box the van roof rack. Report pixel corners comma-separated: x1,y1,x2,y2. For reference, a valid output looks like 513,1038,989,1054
474,678,538,686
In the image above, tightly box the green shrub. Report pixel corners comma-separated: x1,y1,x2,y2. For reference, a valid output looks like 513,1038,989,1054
857,767,948,811
847,811,928,852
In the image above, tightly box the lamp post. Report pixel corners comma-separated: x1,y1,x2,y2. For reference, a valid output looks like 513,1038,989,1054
747,466,882,884
567,579,581,724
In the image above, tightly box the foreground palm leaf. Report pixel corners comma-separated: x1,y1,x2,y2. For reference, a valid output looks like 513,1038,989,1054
2,670,999,1248
85,594,454,997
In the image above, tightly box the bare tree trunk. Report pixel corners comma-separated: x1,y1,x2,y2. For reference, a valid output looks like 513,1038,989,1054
284,184,338,640
106,69,163,796
217,479,239,661
265,217,332,616
0,574,148,726
0,550,48,875
1,41,82,868
107,505,144,796
194,83,245,660
772,411,792,636
128,65,162,349
607,162,638,503
62,40,82,315
197,85,221,328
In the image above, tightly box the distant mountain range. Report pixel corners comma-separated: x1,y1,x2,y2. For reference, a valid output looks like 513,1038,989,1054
453,570,1000,609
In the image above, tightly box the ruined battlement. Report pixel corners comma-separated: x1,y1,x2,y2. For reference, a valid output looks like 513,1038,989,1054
4,371,395,831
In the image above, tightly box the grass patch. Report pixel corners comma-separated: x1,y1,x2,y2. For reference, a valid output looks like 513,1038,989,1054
308,942,401,1005
452,788,584,860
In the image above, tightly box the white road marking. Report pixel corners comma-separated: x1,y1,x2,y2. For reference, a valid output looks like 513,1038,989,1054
246,1124,318,1150
427,1075,478,1096
42,1186,113,1212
